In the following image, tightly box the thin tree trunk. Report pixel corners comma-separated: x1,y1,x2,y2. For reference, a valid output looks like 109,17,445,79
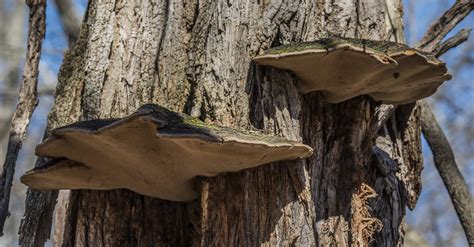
21,0,423,246
420,100,473,245
0,0,45,236
0,0,26,142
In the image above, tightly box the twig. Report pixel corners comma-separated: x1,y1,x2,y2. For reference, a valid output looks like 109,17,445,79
419,100,473,246
0,0,46,236
434,28,472,57
415,0,473,52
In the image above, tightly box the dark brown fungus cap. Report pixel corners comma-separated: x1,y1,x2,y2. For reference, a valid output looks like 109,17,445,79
21,104,313,201
253,37,451,104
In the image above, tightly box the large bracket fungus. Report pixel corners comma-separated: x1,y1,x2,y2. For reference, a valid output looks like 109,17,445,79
21,104,313,201
253,37,451,104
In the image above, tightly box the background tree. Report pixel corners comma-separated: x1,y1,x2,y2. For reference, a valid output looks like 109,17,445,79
0,0,471,246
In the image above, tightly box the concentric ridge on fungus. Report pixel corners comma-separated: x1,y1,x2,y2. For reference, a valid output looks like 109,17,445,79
20,104,313,201
253,37,451,104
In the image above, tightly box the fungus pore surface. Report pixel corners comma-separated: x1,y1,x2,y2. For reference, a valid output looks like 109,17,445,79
21,104,313,201
253,37,451,104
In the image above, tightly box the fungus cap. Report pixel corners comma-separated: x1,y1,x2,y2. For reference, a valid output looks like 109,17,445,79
253,37,451,104
21,104,313,201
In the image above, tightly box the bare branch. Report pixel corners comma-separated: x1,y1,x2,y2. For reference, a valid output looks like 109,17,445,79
411,1,474,245
434,28,472,57
53,0,81,44
419,100,474,246
0,0,46,235
416,0,473,51
369,2,474,243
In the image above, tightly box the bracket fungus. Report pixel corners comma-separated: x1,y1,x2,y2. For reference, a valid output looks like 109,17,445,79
21,104,312,201
253,37,451,104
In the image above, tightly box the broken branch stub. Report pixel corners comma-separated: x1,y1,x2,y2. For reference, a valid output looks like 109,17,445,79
20,104,313,201
253,37,451,104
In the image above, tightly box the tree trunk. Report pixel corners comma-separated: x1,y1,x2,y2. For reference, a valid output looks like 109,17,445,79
21,0,423,246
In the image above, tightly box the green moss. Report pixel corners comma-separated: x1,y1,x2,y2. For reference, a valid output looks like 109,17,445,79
263,37,436,59
182,116,219,131
59,102,299,145
181,114,299,144
264,38,344,54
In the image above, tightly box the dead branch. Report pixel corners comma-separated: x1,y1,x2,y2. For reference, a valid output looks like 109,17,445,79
0,0,46,236
416,0,473,52
419,100,473,246
414,1,474,245
370,2,473,243
370,0,473,136
434,28,472,57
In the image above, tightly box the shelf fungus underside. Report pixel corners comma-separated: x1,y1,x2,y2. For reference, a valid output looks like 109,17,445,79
21,104,313,201
253,38,451,104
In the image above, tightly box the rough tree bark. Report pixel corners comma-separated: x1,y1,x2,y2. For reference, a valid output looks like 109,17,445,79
0,0,45,236
20,0,424,246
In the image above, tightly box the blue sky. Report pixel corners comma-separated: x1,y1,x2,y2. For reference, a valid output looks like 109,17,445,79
403,1,473,246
